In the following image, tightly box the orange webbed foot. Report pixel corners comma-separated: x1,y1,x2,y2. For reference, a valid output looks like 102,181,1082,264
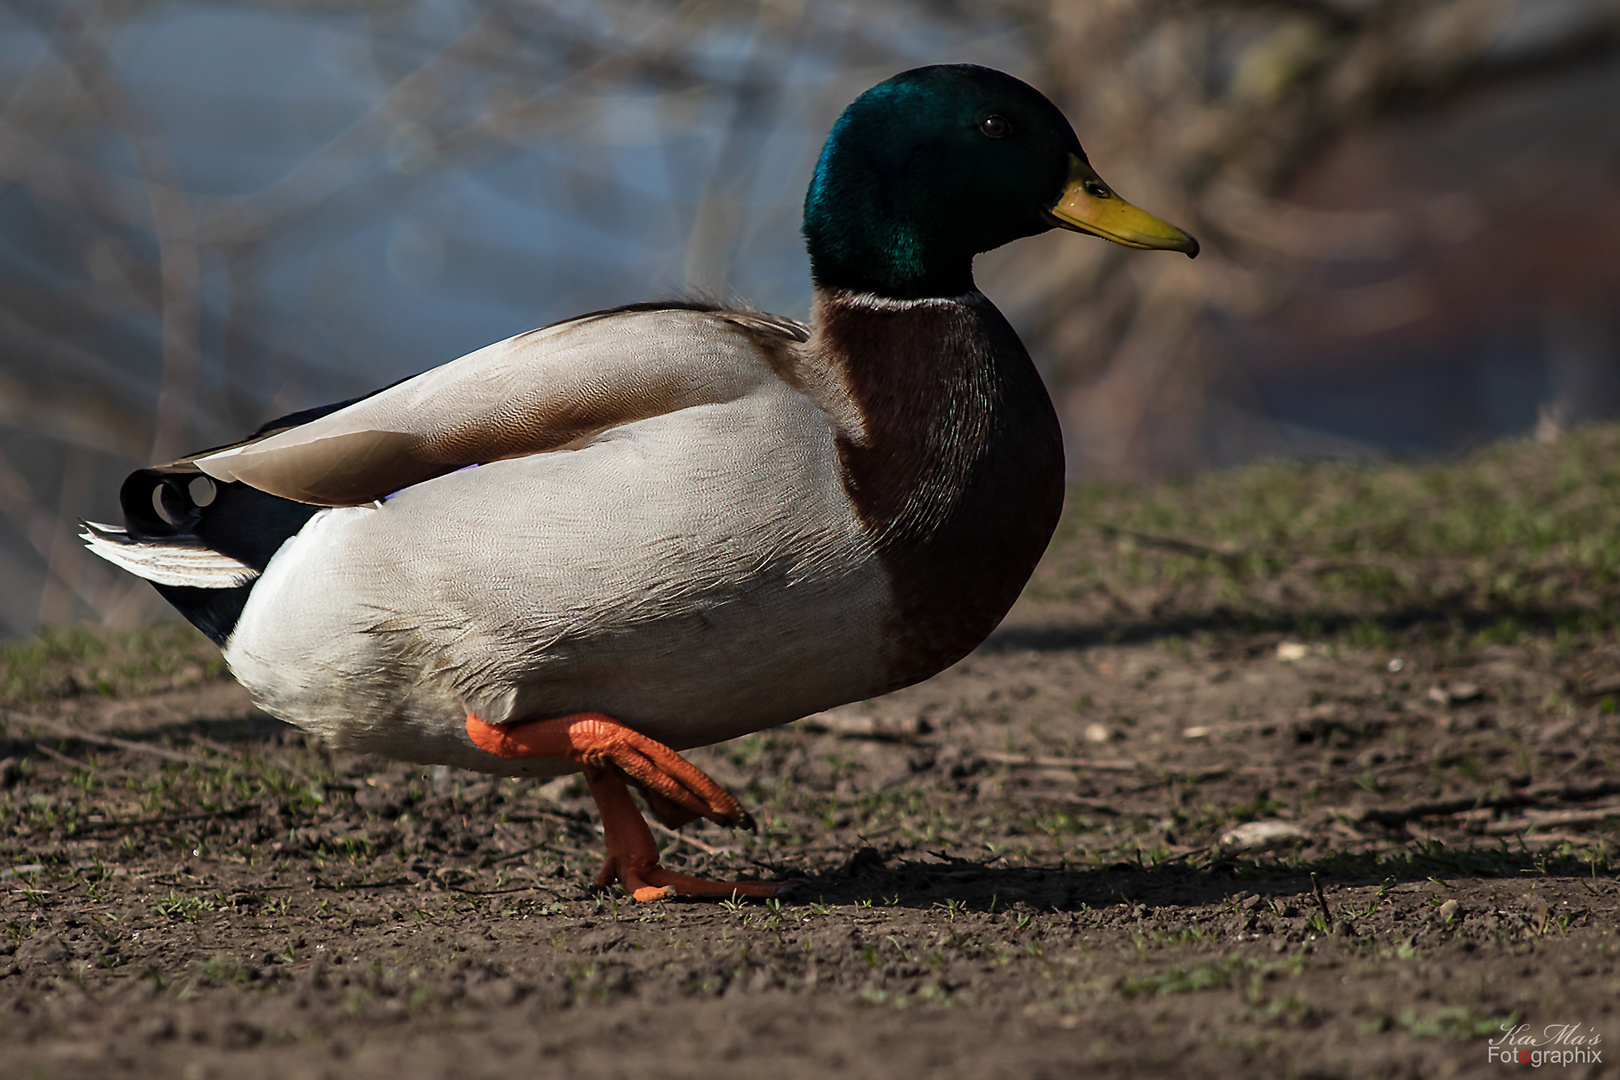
466,711,791,902
590,768,791,902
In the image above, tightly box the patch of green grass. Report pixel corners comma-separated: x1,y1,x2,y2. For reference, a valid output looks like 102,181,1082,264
0,623,221,707
1137,926,1211,948
1027,810,1095,838
151,890,222,922
195,954,255,987
1390,1006,1517,1039
1119,953,1301,998
1027,426,1620,636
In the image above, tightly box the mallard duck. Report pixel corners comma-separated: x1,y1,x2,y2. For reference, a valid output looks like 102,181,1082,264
84,65,1196,901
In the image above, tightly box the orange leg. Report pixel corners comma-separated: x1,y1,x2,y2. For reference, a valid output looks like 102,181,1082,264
466,712,789,902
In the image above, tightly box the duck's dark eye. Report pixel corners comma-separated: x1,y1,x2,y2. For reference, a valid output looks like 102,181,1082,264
1083,180,1111,198
979,115,1011,139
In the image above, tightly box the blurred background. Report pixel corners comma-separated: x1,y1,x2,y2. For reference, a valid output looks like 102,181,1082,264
0,0,1617,636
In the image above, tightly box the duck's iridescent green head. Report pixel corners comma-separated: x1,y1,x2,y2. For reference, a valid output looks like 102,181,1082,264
803,65,1197,300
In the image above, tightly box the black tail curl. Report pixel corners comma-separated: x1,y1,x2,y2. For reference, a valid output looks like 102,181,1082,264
116,391,388,645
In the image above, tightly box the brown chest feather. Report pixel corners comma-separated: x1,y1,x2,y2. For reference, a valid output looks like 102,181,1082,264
813,292,1065,687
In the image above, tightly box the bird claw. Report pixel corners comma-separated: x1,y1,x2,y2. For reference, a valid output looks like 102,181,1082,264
468,711,789,902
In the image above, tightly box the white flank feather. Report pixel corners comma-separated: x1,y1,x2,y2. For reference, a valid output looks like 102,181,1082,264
80,522,259,589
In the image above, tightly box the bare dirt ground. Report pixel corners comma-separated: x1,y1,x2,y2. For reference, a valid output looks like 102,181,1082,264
3,432,1619,1079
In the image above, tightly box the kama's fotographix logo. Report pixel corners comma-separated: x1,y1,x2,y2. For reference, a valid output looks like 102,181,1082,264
1487,1023,1605,1067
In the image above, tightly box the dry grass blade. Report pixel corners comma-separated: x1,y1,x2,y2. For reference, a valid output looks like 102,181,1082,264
649,820,740,858
1482,804,1620,835
796,713,929,740
980,750,1142,772
4,710,207,766
1353,779,1620,829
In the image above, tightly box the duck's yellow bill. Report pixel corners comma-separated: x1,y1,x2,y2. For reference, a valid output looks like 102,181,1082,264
1047,155,1199,257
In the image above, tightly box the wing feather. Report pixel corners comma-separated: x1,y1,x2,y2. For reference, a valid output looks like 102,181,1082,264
195,307,800,505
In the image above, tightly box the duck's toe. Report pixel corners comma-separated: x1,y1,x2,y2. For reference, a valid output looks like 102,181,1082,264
592,769,792,902
468,710,791,901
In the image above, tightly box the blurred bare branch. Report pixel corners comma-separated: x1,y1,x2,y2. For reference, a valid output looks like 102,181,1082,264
6,0,204,462
988,0,1620,476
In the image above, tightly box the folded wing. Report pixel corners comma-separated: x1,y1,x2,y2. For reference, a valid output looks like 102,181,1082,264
195,306,809,506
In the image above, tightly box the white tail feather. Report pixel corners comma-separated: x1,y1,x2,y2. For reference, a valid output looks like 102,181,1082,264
81,522,259,589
